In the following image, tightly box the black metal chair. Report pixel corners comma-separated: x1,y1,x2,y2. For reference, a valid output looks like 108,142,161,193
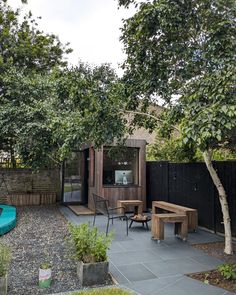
92,193,128,236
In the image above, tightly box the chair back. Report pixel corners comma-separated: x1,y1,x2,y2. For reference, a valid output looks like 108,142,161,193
92,194,109,216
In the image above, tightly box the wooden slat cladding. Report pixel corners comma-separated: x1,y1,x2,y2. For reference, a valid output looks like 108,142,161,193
7,192,56,206
88,139,146,211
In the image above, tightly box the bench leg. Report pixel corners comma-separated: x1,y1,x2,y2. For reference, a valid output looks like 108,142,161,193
152,215,164,240
156,220,164,240
180,221,188,241
174,221,188,241
174,222,181,236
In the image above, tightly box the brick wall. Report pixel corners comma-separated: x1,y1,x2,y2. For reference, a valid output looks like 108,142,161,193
0,168,61,201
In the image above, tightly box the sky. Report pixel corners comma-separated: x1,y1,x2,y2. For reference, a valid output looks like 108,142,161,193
8,0,135,75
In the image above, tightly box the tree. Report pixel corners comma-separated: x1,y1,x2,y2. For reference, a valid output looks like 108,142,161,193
119,0,236,254
0,0,72,166
1,1,128,170
1,63,127,169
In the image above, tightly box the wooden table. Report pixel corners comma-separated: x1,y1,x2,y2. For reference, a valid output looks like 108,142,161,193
152,201,198,231
117,200,143,215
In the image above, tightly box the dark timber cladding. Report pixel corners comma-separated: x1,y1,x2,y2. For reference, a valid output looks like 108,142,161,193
88,139,146,211
146,161,236,236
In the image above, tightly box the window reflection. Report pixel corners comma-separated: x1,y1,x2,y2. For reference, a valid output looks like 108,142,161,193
103,147,139,186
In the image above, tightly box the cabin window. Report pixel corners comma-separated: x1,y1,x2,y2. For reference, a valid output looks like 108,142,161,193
103,147,139,186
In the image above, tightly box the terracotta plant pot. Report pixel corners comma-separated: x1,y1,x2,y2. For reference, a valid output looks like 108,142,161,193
0,275,7,295
77,261,109,286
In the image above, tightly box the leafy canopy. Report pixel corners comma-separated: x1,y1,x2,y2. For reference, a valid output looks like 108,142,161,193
0,1,127,168
1,63,127,168
119,0,236,152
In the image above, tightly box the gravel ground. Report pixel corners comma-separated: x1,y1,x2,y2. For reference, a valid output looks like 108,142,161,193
1,205,83,295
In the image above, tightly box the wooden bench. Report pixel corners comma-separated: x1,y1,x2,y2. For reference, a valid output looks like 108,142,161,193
152,201,198,231
151,213,188,242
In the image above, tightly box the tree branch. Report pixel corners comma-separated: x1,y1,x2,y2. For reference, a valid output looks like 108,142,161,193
123,110,180,132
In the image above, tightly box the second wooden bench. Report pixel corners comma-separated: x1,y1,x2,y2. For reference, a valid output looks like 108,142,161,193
151,213,188,242
152,201,198,232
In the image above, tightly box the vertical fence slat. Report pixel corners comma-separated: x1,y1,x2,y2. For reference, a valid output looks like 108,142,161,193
147,160,236,236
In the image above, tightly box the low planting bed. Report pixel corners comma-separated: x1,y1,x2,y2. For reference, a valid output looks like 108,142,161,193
188,241,236,293
1,205,112,295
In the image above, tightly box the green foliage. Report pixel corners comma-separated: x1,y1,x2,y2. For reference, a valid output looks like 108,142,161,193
0,0,71,167
68,223,113,263
147,135,236,162
119,0,236,153
0,38,127,168
40,252,51,269
147,135,198,162
119,0,236,254
74,288,133,295
0,1,71,73
0,243,11,277
218,263,236,280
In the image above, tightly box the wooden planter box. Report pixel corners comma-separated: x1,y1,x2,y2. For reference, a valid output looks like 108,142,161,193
77,261,109,286
7,192,56,206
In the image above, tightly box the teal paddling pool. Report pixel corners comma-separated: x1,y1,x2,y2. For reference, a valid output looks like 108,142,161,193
0,205,17,235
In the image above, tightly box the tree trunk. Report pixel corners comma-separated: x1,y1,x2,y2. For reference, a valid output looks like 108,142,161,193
203,150,233,255
10,146,16,168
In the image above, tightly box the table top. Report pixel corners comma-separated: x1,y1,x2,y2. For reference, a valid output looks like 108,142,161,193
117,200,143,204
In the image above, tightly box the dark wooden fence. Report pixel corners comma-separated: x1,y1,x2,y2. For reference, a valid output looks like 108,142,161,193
147,161,236,236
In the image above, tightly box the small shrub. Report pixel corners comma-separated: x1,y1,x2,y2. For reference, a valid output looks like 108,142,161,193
40,251,51,269
203,272,209,284
68,223,113,263
218,263,236,280
0,243,11,277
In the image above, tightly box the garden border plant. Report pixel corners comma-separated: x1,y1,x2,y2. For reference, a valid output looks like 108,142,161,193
68,222,113,286
0,243,11,295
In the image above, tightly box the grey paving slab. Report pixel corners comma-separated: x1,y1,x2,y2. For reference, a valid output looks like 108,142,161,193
122,275,182,295
148,244,205,261
191,254,223,269
144,257,212,277
118,237,167,251
188,229,224,244
109,249,163,266
117,263,157,282
154,276,228,295
60,206,231,295
108,241,126,253
109,262,130,284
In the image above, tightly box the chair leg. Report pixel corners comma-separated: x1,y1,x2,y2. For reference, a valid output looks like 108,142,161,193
93,213,96,226
106,218,110,236
126,217,128,236
129,220,133,228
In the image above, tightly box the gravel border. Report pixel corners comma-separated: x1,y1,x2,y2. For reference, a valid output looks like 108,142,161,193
1,205,83,295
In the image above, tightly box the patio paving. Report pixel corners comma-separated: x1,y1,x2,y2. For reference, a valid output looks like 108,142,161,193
60,206,235,295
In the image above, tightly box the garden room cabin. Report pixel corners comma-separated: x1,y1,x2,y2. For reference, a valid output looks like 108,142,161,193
62,139,147,211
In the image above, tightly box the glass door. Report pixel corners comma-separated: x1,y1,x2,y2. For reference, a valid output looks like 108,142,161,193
63,152,83,203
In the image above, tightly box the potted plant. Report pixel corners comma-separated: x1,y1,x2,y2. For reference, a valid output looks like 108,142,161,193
68,222,113,286
0,243,11,295
38,254,52,288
